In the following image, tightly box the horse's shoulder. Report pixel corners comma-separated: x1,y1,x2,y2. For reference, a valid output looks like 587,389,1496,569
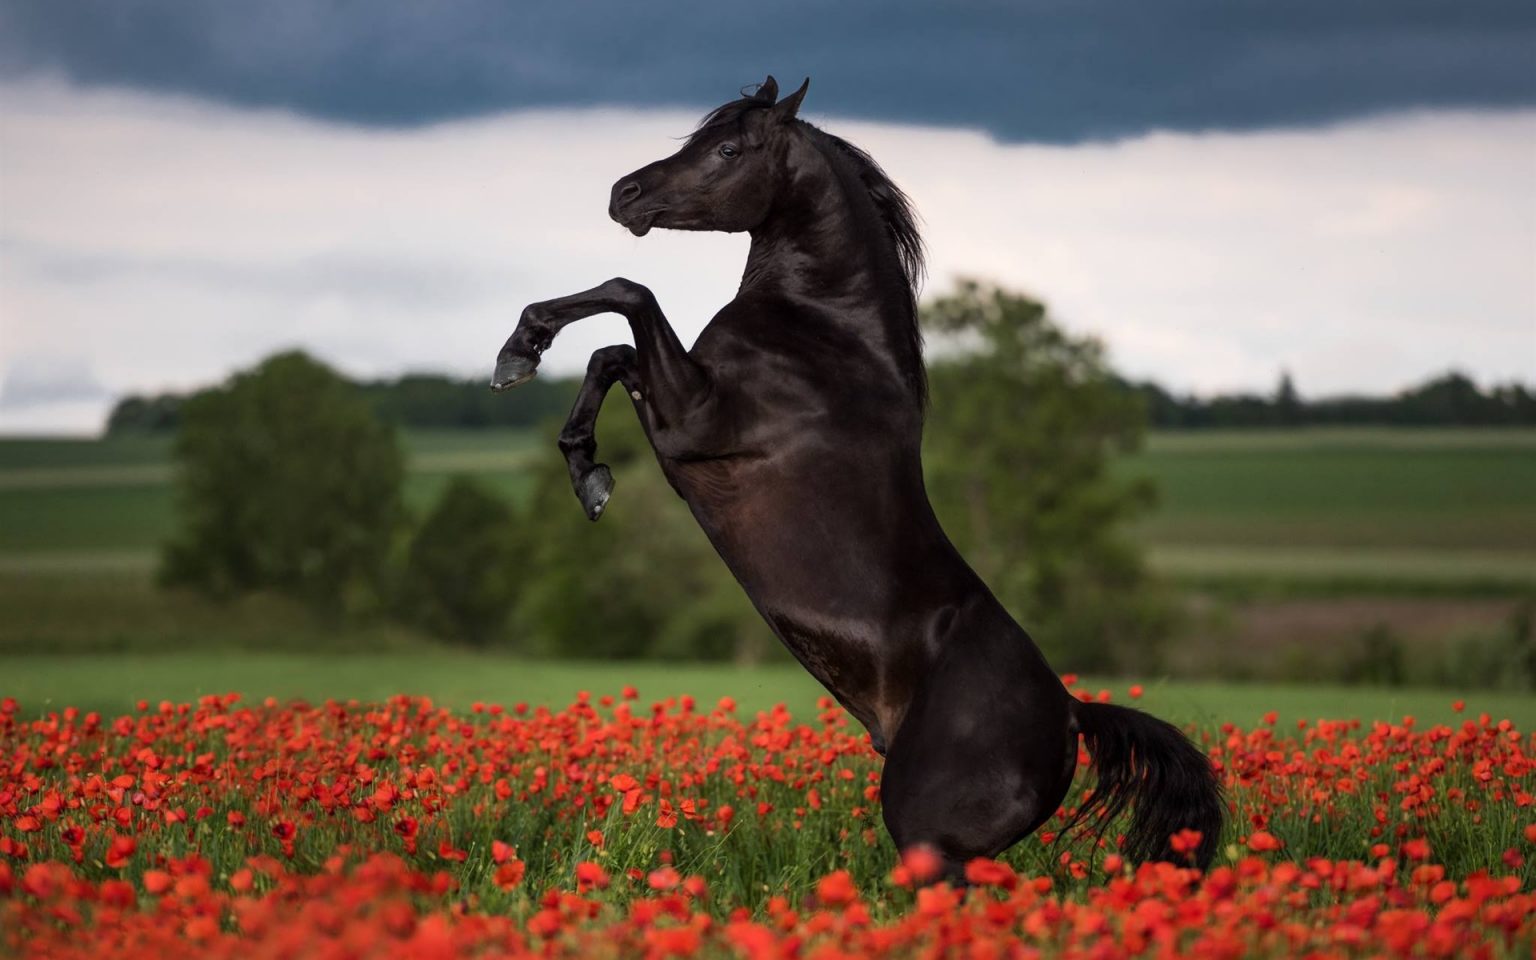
710,292,804,327
694,294,913,408
693,294,807,355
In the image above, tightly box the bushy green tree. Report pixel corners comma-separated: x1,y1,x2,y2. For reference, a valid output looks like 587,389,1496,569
105,393,184,434
160,351,403,612
399,476,524,645
922,280,1172,672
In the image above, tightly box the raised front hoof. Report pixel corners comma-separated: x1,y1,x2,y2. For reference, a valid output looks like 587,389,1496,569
577,465,614,521
489,354,538,392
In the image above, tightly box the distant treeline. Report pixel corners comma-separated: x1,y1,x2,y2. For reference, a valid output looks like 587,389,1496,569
1123,372,1536,429
107,374,579,434
106,368,1534,435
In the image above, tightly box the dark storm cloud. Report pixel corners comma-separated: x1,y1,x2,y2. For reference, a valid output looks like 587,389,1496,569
1,0,1533,142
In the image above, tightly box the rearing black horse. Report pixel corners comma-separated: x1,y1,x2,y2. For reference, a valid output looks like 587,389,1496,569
492,77,1222,880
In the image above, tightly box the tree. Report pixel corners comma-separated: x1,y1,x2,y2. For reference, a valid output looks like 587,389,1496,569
922,280,1172,672
160,351,404,612
1275,370,1301,425
105,393,184,433
399,476,524,645
1398,372,1495,425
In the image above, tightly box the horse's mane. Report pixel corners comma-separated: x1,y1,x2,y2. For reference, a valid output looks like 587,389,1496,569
690,97,929,404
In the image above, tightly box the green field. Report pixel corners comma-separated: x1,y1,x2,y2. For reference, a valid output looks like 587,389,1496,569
1,426,1533,682
3,427,1533,582
1122,429,1536,589
0,428,541,558
3,652,1528,730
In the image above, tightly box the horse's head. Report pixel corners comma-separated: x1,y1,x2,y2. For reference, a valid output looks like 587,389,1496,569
609,76,809,237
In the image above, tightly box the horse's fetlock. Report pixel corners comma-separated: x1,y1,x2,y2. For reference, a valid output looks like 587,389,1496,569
519,303,553,332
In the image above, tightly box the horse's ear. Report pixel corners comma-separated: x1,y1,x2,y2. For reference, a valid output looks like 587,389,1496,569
771,77,810,122
750,76,779,103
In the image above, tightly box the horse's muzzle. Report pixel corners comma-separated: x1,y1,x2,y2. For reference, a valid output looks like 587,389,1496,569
609,179,641,221
608,179,659,235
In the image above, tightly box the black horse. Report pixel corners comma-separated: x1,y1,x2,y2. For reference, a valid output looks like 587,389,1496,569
492,77,1222,879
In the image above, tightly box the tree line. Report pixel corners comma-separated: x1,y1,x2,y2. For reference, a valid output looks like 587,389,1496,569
1126,371,1536,429
107,373,579,434
108,359,1534,436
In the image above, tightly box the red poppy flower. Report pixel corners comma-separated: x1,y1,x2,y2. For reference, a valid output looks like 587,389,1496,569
574,861,609,892
964,857,1017,889
494,861,526,891
104,834,136,869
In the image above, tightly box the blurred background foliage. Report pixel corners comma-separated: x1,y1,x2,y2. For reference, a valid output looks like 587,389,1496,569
509,409,763,663
159,351,404,614
922,281,1174,672
397,475,524,647
4,280,1533,689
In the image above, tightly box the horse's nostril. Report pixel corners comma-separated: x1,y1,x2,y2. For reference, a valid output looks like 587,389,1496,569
617,181,642,206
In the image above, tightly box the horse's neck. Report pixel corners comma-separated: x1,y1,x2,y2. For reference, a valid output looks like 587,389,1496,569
741,227,876,305
740,167,905,320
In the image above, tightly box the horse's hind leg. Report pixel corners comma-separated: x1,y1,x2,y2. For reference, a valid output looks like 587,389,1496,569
880,644,1077,884
557,345,639,520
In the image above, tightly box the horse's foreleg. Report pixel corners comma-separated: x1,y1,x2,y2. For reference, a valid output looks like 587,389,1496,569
557,345,638,521
492,278,705,399
493,277,720,457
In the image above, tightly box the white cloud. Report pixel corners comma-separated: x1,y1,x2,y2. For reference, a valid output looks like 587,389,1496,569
1,79,1533,433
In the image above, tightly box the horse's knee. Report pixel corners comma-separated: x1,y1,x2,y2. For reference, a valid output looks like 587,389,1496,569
587,344,637,381
600,277,656,313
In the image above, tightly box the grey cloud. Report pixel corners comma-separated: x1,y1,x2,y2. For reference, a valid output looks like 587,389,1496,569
1,0,1532,143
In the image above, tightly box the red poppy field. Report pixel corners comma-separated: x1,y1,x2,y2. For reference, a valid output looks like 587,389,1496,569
2,677,1533,958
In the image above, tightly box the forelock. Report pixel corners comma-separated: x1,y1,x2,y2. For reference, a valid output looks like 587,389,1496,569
686,98,772,146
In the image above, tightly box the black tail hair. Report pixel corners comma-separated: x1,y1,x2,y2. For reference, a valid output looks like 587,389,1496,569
1065,700,1224,869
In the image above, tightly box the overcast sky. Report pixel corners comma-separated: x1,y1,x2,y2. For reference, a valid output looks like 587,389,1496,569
1,3,1533,433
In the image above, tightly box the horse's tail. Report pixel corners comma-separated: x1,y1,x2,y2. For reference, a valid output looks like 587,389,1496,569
1065,699,1223,870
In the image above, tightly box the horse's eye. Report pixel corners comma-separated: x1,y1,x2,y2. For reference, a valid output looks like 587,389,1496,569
718,143,739,159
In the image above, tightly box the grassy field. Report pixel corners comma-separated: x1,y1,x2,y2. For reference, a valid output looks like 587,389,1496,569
0,428,541,556
1123,428,1536,588
3,426,1533,581
1,426,1532,681
3,652,1528,730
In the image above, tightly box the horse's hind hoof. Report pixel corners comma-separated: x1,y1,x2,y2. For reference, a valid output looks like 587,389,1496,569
578,465,614,521
490,354,538,392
